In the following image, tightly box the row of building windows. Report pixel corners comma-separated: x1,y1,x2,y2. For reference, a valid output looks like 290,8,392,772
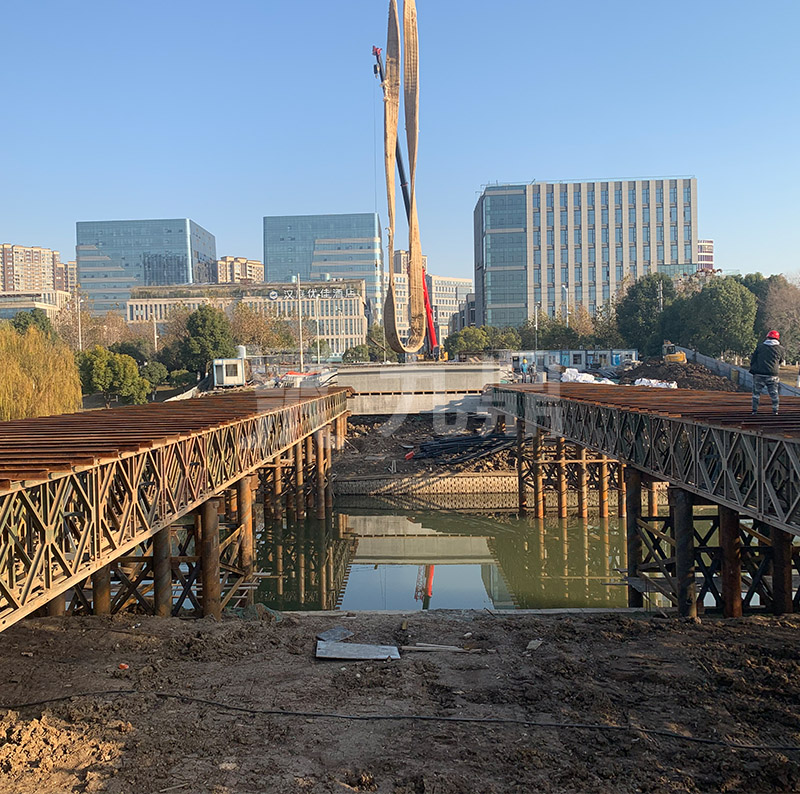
530,183,692,209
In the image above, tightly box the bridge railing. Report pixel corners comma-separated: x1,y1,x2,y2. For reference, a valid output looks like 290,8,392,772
0,389,349,631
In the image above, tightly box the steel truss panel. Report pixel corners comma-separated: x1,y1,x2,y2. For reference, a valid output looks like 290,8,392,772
0,389,349,631
492,386,800,538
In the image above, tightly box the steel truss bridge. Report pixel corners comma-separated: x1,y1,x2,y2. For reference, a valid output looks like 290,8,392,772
492,383,800,617
0,388,349,633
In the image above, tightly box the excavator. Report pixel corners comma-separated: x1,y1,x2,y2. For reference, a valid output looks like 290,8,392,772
373,0,439,359
662,341,687,365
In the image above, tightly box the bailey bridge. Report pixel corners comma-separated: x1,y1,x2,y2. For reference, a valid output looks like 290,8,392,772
492,383,800,619
0,388,349,633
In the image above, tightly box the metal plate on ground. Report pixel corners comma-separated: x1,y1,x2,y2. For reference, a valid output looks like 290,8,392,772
316,627,355,643
316,640,400,660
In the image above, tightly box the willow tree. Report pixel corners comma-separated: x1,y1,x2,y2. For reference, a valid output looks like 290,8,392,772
0,324,82,420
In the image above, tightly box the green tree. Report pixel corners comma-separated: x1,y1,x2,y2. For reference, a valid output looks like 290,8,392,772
342,344,369,363
11,308,54,338
366,323,399,362
141,360,168,390
616,273,676,355
682,278,757,357
179,305,236,375
483,325,521,353
590,302,625,348
77,346,151,405
110,337,154,365
443,326,489,356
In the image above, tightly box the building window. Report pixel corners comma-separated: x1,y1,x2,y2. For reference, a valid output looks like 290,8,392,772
560,229,568,244
628,207,636,224
587,189,594,206
616,265,623,280
656,207,664,223
560,210,567,225
642,187,649,204
629,246,636,262
560,247,568,264
533,231,541,245
588,247,596,264
642,227,650,243
588,209,595,224
575,248,582,264
547,211,554,226
547,230,554,245
560,190,568,208
656,226,664,242
601,189,608,205
631,264,638,279
546,192,554,208
643,207,650,223
670,225,678,242
614,188,622,205
628,187,636,204
573,209,581,225
573,228,581,244
532,211,540,227
587,229,595,244
684,206,691,222
669,186,677,203
561,267,569,283
601,228,609,243
684,185,692,203
534,268,541,283
671,244,678,260
573,191,581,208
684,244,692,260
601,208,609,224
615,208,622,223
588,267,596,282
615,227,623,243
534,250,541,264
615,246,623,263
670,207,678,223
656,187,664,203
533,193,540,209
574,267,582,282
602,248,610,263
547,249,554,265
657,245,664,262
628,227,636,243
643,245,650,261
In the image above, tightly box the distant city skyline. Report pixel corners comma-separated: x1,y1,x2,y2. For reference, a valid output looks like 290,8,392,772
1,1,797,280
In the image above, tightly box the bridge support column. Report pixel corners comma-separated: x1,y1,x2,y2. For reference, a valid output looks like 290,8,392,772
92,565,112,615
533,430,545,519
672,488,697,618
294,443,305,520
557,437,567,519
200,498,221,620
625,468,643,608
617,464,627,518
324,425,333,510
647,482,659,518
47,593,66,617
305,435,314,509
516,418,527,514
719,506,742,618
153,527,173,617
772,527,794,616
577,447,588,520
237,476,255,605
315,430,326,519
274,460,284,521
599,456,609,519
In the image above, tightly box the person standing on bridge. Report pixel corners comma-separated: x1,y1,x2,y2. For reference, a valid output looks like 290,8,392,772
749,330,784,415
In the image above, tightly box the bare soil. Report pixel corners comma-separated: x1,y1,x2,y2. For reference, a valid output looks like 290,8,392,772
336,416,516,479
2,610,800,793
618,360,741,392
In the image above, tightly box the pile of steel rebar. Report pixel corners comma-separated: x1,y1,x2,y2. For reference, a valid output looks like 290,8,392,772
406,433,517,464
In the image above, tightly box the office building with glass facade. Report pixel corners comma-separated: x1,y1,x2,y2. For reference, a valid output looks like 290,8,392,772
76,219,216,314
263,213,383,322
475,178,699,327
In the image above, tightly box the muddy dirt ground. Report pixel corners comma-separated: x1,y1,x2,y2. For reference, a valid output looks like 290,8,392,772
2,610,800,793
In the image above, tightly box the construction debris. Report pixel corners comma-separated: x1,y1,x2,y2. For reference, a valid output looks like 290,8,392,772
315,640,400,660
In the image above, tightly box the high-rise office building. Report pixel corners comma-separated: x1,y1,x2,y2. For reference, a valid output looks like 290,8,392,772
76,219,216,314
0,244,61,292
263,213,383,321
392,249,427,275
697,239,714,271
427,273,473,345
475,177,698,326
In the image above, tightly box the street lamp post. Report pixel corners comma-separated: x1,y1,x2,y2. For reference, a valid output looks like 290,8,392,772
534,302,540,381
296,274,304,373
315,296,321,366
76,294,85,352
562,285,570,328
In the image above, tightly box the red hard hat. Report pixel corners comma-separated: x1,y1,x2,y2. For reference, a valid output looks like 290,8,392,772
767,330,780,340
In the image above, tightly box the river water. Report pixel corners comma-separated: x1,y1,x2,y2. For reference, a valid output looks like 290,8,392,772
255,497,628,611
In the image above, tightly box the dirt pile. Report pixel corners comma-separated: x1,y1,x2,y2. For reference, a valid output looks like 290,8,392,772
2,612,800,793
619,358,741,391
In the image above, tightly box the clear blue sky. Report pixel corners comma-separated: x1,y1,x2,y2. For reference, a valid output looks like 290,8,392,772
1,0,798,279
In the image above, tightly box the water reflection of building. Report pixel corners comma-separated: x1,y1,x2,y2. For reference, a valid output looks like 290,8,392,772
480,565,515,609
257,514,357,610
